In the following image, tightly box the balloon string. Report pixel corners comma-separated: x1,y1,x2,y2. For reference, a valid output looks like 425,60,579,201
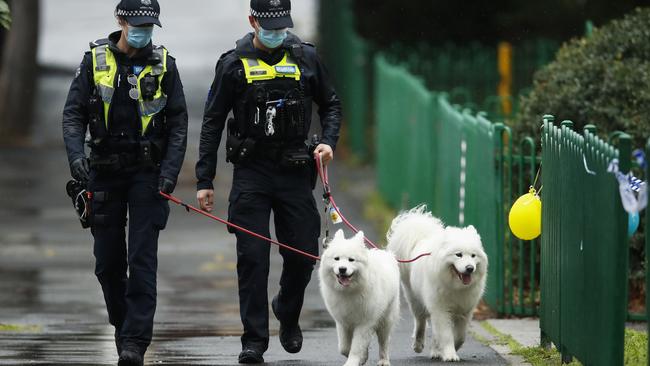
532,162,542,193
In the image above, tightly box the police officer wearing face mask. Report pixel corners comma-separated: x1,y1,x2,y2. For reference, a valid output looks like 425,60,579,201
195,0,342,363
62,0,188,364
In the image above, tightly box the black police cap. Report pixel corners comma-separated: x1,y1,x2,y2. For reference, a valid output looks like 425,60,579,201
250,0,293,30
116,0,162,27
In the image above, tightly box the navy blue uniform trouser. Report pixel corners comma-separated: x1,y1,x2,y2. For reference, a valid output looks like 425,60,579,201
88,169,170,354
228,160,320,351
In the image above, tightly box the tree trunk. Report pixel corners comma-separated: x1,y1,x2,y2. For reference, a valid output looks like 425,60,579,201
0,0,39,145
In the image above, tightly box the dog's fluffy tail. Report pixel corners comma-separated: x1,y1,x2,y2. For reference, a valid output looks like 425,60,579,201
386,205,444,258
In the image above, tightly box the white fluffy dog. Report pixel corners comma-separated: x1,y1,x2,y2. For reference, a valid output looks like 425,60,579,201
386,206,487,362
319,229,400,366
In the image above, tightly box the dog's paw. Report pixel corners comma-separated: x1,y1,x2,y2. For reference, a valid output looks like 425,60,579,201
343,360,359,366
429,350,441,359
376,359,390,366
441,352,460,362
412,339,424,353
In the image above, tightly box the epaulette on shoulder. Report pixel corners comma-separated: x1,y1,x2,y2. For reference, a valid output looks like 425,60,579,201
89,38,109,49
221,49,237,59
301,41,316,48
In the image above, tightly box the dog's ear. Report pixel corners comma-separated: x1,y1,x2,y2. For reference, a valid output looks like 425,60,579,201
334,229,345,241
466,225,478,234
353,231,365,246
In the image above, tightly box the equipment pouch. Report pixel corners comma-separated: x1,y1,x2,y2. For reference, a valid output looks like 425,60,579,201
280,147,311,170
226,134,256,164
139,140,153,167
140,75,158,100
226,134,244,163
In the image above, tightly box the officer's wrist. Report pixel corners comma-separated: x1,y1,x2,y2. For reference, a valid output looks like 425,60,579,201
197,181,214,191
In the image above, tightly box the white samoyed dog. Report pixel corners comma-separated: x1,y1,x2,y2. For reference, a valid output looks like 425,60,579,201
319,229,400,366
386,206,487,362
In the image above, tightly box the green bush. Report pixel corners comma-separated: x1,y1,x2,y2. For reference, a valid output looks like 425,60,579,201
0,0,9,29
515,7,650,147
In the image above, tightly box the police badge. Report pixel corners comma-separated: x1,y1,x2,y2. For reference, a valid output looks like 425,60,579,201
270,0,281,7
142,0,152,5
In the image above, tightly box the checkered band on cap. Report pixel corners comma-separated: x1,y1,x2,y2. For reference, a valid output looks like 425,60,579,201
116,8,159,18
250,8,291,18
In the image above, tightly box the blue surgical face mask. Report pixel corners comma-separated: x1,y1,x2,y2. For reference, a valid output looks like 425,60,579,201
258,27,288,49
127,25,154,49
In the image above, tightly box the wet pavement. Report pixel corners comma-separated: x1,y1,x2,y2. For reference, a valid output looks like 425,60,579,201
0,1,508,365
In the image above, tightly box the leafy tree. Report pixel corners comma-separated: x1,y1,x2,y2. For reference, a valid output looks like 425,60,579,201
0,0,39,144
0,0,9,29
515,7,650,148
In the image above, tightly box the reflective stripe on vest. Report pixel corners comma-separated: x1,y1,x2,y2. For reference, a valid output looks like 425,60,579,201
241,52,301,84
91,45,168,135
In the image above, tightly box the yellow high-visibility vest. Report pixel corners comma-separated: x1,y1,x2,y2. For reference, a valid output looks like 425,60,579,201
240,52,301,83
91,44,168,135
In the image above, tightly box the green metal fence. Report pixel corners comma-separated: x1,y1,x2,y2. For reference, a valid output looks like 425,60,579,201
647,138,650,366
374,55,542,312
318,0,371,159
319,0,558,160
383,39,558,109
540,117,631,365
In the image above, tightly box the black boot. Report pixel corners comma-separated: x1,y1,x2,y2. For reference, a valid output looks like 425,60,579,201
117,344,143,366
272,295,303,353
238,346,264,364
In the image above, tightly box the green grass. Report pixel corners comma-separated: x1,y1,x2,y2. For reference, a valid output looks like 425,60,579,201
480,321,582,366
0,324,41,332
480,321,647,366
624,328,647,366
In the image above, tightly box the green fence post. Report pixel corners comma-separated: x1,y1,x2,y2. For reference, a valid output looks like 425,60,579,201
616,134,632,365
494,122,507,315
518,137,537,315
540,114,555,351
559,120,573,365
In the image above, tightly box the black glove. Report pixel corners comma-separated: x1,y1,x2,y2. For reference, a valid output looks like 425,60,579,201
158,177,176,194
70,157,90,183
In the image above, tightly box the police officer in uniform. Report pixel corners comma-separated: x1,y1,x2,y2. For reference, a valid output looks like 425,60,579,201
195,0,342,363
62,0,187,364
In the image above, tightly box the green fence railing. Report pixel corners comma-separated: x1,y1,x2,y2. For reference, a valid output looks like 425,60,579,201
374,55,528,312
647,138,650,366
318,0,371,159
540,117,631,365
319,0,558,160
383,40,557,105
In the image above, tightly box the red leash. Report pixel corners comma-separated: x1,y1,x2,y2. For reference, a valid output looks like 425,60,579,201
159,191,320,261
160,155,430,264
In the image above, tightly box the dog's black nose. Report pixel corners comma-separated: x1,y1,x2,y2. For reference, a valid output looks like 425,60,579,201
338,267,347,275
465,265,474,273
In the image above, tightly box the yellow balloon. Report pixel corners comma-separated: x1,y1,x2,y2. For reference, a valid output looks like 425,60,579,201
509,189,542,241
